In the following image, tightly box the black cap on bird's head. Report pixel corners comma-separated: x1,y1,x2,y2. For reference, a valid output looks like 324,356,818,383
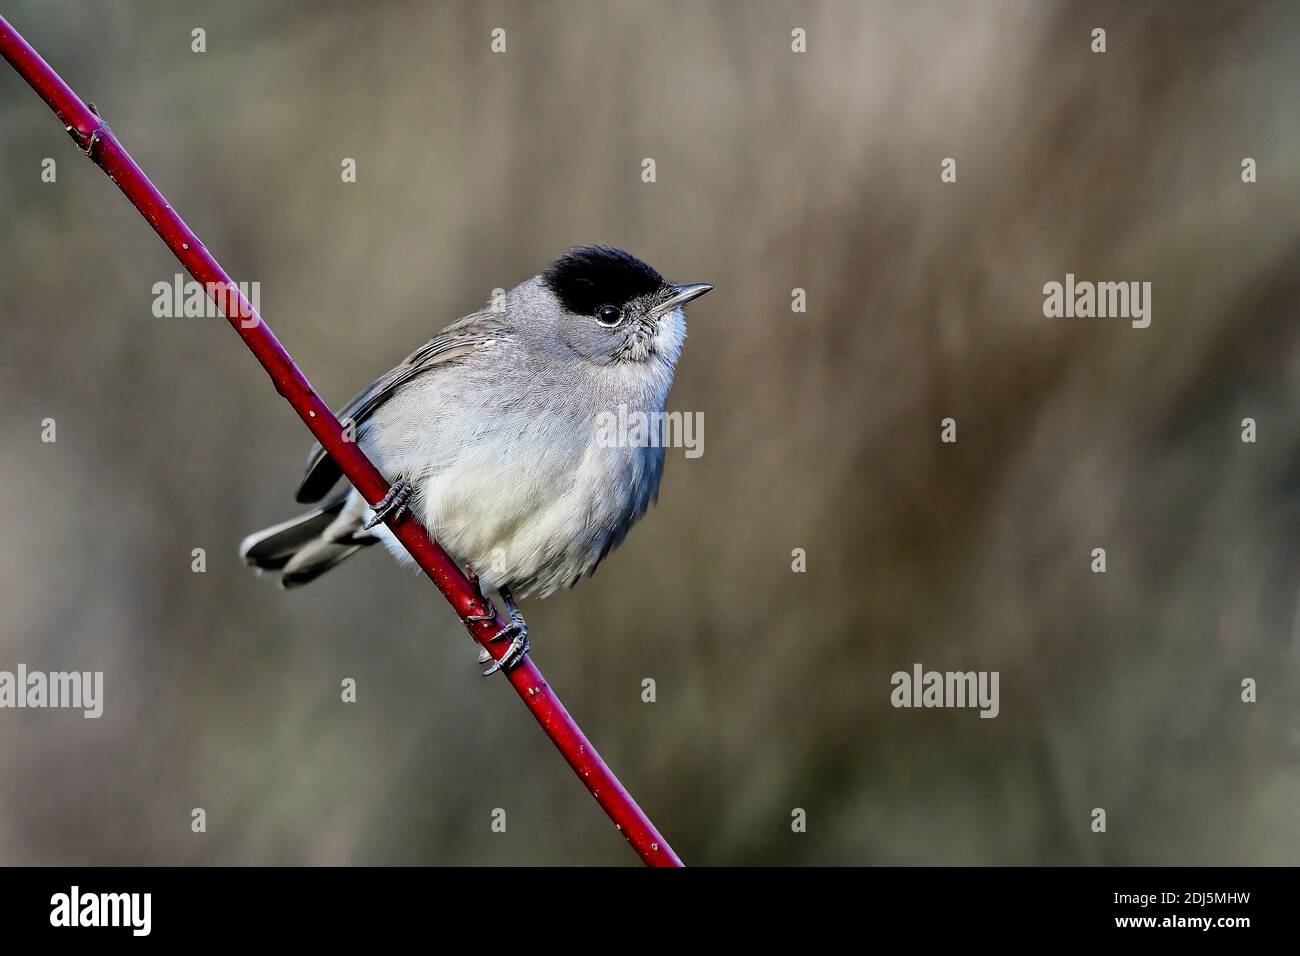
542,245,712,320
543,245,664,316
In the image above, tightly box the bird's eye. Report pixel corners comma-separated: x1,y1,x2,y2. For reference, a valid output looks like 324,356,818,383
597,305,622,326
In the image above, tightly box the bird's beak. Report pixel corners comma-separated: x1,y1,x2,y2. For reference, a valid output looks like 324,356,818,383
651,282,714,317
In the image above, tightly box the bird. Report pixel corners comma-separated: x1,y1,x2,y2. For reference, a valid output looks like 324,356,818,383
239,245,712,674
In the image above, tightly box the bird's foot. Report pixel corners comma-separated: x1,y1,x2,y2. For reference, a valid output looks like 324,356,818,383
481,586,529,676
459,574,529,676
481,620,529,677
362,480,412,530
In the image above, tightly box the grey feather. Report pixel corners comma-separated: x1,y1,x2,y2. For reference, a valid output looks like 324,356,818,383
279,539,371,589
295,312,502,503
239,492,351,570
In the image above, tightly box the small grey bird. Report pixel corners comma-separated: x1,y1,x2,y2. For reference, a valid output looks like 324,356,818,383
240,245,711,674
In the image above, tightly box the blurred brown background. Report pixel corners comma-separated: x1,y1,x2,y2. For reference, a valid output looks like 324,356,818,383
0,0,1297,865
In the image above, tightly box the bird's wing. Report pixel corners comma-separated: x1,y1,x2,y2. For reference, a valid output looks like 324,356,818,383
295,311,501,503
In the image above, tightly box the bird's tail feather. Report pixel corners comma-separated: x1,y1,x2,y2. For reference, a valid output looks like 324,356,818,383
239,493,376,588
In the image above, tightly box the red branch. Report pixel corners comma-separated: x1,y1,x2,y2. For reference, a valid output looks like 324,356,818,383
0,14,681,867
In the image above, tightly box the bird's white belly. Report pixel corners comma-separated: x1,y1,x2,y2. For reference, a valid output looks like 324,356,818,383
366,425,657,598
356,342,673,598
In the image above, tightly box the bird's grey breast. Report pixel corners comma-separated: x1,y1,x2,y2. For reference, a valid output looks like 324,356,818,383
361,319,672,597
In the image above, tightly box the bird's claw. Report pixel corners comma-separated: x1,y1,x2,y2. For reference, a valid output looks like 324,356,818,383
465,582,528,675
481,622,529,676
362,480,412,530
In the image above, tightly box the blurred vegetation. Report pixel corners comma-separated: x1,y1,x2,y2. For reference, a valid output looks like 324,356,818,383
0,0,1296,864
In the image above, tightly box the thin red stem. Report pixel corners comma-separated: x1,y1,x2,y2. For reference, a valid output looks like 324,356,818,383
0,14,681,867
